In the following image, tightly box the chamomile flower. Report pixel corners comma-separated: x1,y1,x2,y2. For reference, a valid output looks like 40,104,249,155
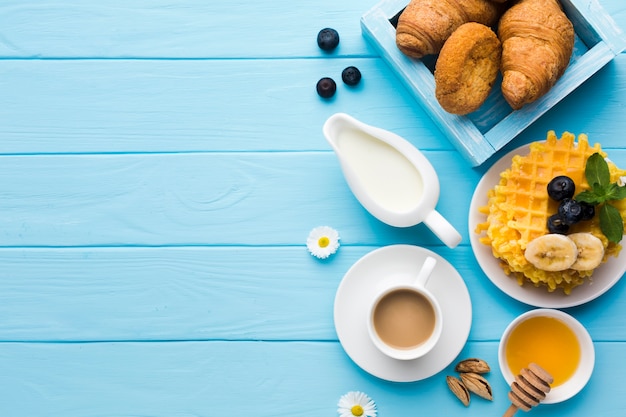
306,226,340,259
337,391,377,417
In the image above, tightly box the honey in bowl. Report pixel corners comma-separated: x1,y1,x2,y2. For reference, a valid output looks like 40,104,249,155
505,315,581,388
499,308,594,404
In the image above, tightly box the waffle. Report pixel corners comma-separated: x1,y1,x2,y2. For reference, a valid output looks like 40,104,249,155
475,131,626,293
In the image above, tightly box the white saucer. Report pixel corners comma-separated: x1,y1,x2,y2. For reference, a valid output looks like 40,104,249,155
469,144,626,308
333,245,472,382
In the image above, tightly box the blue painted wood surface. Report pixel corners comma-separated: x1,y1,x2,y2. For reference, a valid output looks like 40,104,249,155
0,1,625,415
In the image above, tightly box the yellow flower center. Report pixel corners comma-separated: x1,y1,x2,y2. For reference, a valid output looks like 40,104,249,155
318,236,330,248
351,405,364,416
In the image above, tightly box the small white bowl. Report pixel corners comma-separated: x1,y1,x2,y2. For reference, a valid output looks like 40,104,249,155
498,308,595,404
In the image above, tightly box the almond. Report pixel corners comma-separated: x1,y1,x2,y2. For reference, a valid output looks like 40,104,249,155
446,375,470,406
460,372,493,401
454,358,491,374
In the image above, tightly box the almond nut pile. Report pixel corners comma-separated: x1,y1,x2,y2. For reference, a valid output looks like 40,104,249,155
446,358,493,407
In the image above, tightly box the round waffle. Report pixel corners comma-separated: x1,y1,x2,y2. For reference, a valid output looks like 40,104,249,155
475,131,626,293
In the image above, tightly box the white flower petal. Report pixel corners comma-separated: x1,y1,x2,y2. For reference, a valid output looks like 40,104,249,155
337,391,377,417
306,226,340,259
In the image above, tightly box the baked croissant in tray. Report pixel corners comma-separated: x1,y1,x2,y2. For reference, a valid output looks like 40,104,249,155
395,0,503,58
498,0,574,109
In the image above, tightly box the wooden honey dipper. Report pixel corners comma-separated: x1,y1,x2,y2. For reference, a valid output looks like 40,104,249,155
503,363,554,416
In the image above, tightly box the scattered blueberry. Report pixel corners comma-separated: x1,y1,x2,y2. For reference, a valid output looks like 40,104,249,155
558,198,584,225
316,77,337,99
547,213,570,234
580,201,596,221
317,28,340,51
547,175,575,201
341,66,362,86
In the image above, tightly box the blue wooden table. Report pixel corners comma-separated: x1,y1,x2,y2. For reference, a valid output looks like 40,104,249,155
0,1,625,415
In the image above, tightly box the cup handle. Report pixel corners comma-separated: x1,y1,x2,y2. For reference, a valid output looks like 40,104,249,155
423,210,462,248
413,256,437,287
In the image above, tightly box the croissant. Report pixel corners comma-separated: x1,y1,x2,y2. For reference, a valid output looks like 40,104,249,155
498,0,574,109
396,0,503,58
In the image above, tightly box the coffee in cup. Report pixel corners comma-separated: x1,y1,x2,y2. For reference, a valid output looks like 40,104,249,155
367,256,442,360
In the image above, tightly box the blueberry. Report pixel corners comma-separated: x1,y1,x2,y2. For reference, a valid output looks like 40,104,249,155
579,201,596,221
547,175,575,201
341,66,362,86
547,213,570,234
558,198,584,225
316,77,336,99
317,28,339,51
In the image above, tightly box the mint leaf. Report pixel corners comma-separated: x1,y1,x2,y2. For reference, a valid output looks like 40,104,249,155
575,189,606,204
585,153,610,188
606,183,626,201
573,152,626,243
600,203,624,243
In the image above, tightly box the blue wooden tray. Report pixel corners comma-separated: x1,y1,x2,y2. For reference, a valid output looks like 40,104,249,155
361,0,626,166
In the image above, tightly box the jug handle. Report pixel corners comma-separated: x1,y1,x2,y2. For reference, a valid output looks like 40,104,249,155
423,210,462,249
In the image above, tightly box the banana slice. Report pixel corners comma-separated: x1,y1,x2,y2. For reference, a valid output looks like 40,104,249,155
569,233,605,271
524,234,578,271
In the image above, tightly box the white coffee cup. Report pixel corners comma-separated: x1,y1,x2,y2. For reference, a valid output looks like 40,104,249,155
367,256,443,360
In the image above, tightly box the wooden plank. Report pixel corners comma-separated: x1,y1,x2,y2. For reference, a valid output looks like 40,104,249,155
568,0,626,53
0,340,623,416
0,56,624,155
0,246,624,342
0,0,382,59
0,0,622,59
2,149,626,246
0,58,447,154
0,151,479,247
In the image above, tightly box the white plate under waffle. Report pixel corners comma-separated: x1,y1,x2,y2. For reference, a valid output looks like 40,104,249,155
469,144,626,308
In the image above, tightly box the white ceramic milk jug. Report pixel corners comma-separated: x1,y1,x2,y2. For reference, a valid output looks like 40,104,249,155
323,113,462,248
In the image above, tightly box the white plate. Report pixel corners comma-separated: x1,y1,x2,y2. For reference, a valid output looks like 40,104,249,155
469,144,626,308
333,245,472,382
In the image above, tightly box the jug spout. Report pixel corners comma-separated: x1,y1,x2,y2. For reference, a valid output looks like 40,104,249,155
323,113,461,248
